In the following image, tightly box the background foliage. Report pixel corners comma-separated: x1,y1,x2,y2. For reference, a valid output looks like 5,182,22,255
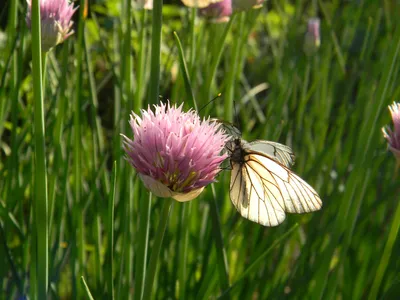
1,0,400,299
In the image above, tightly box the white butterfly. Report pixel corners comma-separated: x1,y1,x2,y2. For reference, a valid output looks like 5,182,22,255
226,137,322,227
181,0,224,8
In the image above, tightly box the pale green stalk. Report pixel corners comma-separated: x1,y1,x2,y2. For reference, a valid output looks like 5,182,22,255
31,0,48,299
135,1,164,298
72,1,86,298
81,276,95,300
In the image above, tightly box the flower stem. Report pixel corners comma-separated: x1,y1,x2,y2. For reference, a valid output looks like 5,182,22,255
142,198,174,300
210,185,230,296
72,1,86,298
31,0,48,299
135,192,152,300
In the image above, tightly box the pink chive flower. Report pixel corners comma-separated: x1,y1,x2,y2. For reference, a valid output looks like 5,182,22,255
382,102,400,166
122,102,229,202
26,0,78,52
303,18,321,56
200,0,232,23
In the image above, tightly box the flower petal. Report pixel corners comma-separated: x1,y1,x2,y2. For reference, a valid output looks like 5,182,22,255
140,174,205,201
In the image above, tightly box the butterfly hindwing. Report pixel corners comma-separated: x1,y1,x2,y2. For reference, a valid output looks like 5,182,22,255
229,139,322,227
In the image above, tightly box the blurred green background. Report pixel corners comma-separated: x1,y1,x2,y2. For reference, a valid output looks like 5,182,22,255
1,0,400,299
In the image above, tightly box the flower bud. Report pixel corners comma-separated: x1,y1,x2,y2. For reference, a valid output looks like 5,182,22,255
200,0,232,23
26,0,78,52
382,102,400,167
303,18,321,56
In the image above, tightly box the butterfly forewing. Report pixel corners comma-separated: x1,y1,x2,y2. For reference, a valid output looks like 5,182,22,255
248,140,295,167
212,118,242,141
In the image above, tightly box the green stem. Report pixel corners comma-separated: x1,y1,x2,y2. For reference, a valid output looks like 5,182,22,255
148,0,163,104
135,192,152,300
30,196,37,300
6,0,20,207
72,1,86,298
142,199,174,300
135,2,163,296
124,0,132,106
108,162,117,300
369,194,400,299
135,10,147,112
83,28,104,290
31,0,48,299
81,276,95,300
178,202,192,300
41,52,47,93
205,17,234,103
210,185,230,297
173,32,196,110
225,14,244,122
189,7,196,72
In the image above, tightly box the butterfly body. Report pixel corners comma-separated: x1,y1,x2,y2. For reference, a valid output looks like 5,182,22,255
226,137,322,227
228,138,247,165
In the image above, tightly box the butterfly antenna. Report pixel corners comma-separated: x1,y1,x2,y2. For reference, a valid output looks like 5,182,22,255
198,93,222,114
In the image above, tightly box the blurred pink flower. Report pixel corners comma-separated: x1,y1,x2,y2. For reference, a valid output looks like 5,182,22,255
382,102,400,165
181,0,224,8
26,0,78,52
122,102,229,202
200,0,232,23
199,0,265,22
303,18,321,56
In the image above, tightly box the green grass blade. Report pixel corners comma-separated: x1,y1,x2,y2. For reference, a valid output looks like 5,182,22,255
148,0,163,105
81,276,95,300
30,0,48,298
142,198,174,300
369,195,400,299
173,31,197,110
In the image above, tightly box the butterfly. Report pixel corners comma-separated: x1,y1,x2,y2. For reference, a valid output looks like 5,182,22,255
181,0,224,8
219,122,322,226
